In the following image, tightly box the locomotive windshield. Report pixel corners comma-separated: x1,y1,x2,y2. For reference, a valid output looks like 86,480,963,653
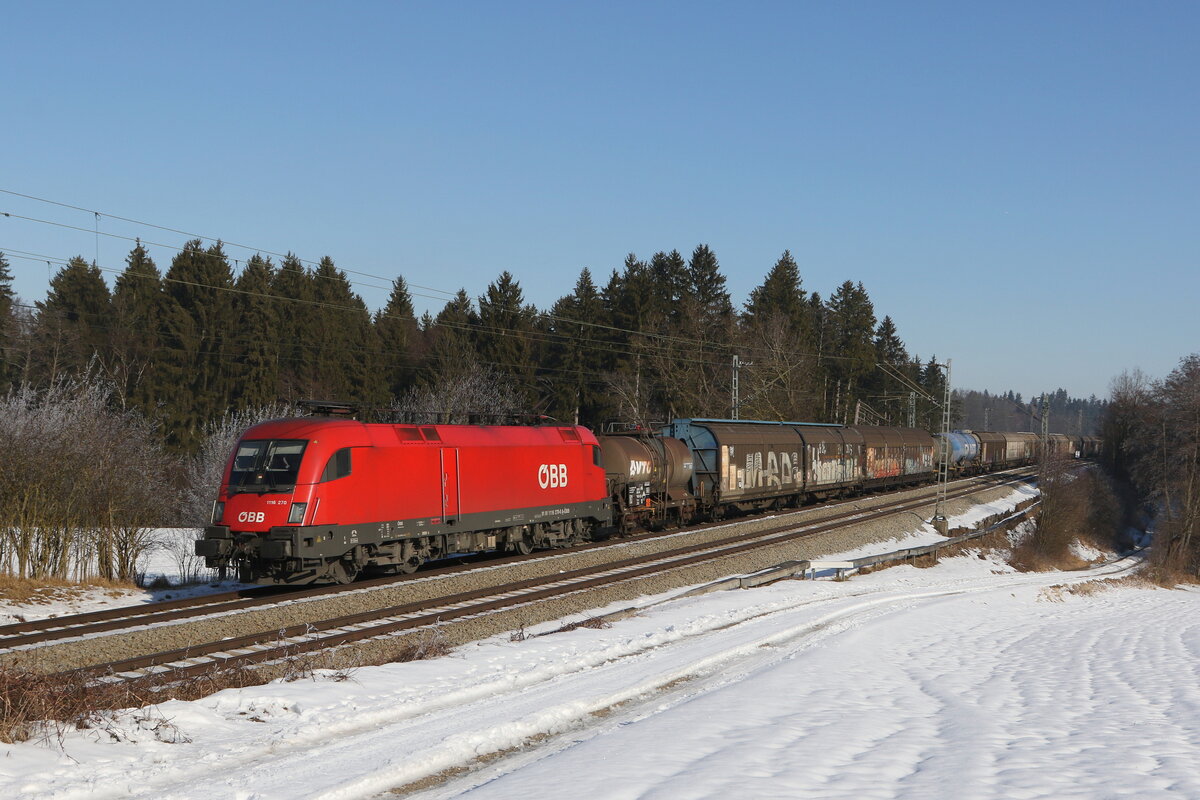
228,439,307,493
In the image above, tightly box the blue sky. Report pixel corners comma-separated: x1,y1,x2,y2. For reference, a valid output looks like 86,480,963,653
2,1,1196,400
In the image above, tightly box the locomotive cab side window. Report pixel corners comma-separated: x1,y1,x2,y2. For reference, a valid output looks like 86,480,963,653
591,444,602,467
320,448,353,482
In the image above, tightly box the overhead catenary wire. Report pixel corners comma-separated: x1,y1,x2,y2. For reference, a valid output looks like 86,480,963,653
6,242,784,386
0,209,765,362
0,248,752,375
1,190,750,354
1,187,942,375
0,187,459,303
0,189,837,361
2,236,896,378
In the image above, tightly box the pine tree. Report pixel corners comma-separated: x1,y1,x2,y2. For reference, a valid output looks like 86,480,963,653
161,240,236,447
738,251,818,421
920,355,947,430
375,275,419,400
670,244,734,417
544,268,611,425
271,253,316,399
824,280,877,423
873,316,906,367
647,250,688,327
686,244,734,336
33,256,112,381
111,243,168,413
869,315,909,423
310,256,374,403
0,251,16,388
601,257,656,424
744,250,807,328
231,254,279,409
420,289,480,391
476,271,537,396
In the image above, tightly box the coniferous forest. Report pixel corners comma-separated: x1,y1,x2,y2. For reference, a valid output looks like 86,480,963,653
0,242,1104,451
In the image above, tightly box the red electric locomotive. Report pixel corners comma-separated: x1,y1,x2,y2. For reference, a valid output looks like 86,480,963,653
196,417,611,584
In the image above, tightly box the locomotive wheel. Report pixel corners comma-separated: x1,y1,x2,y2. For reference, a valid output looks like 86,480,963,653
329,558,360,584
396,557,421,575
515,536,534,555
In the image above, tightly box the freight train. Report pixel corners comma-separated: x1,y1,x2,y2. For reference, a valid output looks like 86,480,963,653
938,430,1102,470
196,415,1088,585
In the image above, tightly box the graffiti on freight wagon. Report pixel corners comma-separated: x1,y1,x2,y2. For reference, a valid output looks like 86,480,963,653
721,446,801,492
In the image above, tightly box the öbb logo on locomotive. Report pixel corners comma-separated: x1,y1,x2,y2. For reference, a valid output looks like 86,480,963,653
538,463,568,489
237,511,267,523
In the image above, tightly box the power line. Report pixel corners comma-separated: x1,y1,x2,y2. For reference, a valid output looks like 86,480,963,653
0,187,460,303
0,247,762,373
1,187,930,369
1,188,805,359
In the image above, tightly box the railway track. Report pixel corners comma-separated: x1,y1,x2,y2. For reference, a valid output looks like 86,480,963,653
60,469,1034,687
0,468,1028,655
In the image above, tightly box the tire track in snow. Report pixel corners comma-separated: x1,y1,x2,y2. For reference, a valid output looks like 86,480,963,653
25,555,1146,800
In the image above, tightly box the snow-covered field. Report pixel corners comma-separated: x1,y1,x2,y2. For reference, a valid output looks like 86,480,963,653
4,495,1197,799
0,530,249,627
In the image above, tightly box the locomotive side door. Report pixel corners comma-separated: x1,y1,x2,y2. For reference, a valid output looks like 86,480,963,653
440,448,460,522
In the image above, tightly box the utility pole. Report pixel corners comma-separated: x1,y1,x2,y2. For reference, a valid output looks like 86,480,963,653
908,391,916,428
731,355,751,420
1040,394,1050,460
932,359,952,534
984,406,990,430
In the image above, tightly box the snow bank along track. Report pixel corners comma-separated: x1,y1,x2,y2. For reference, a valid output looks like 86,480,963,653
0,469,1033,684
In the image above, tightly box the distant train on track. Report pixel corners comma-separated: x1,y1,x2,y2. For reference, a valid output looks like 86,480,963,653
197,415,1098,585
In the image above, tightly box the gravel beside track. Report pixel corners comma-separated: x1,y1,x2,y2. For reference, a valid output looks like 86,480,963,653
5,473,1031,675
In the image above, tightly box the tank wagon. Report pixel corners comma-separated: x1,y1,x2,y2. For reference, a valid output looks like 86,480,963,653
200,414,1073,585
595,430,694,533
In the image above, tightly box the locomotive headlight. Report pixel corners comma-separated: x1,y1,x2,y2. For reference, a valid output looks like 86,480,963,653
288,502,308,524
211,501,225,524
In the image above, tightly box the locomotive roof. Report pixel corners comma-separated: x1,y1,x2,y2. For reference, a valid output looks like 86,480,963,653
239,417,595,444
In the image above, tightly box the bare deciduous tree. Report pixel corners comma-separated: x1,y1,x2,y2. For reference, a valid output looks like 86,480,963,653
0,371,175,581
391,360,526,424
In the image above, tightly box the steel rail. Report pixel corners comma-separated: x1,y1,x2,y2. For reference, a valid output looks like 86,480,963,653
75,471,1033,686
2,468,1028,652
